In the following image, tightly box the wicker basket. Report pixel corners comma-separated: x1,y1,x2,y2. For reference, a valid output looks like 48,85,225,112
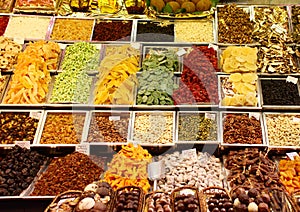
44,190,82,212
290,189,300,212
171,186,201,212
143,190,172,212
111,186,144,212
200,186,231,212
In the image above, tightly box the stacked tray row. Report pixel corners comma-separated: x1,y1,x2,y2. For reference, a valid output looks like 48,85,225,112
1,109,300,148
1,5,300,43
1,145,299,212
0,41,300,108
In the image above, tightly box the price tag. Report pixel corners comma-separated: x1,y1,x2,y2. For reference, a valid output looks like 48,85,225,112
58,43,67,49
148,160,165,180
94,44,102,50
293,117,300,123
287,152,299,160
286,76,298,84
208,44,218,51
205,113,216,120
109,116,120,121
131,43,140,49
14,37,24,45
182,149,197,161
15,141,30,149
249,113,260,120
76,144,90,155
177,48,187,56
30,111,42,120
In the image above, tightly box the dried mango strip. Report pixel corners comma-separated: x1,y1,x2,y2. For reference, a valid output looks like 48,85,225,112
3,41,60,104
94,55,139,105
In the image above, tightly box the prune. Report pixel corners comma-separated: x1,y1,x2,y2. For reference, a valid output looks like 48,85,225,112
136,21,174,42
0,145,47,196
261,79,300,105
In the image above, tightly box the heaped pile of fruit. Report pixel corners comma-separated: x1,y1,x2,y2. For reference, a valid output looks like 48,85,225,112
149,0,212,13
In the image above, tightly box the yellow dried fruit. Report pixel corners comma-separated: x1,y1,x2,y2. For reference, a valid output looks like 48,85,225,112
228,73,242,82
241,73,258,83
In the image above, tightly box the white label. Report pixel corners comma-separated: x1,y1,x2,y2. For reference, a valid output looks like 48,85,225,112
14,38,24,44
180,189,195,196
205,113,216,120
208,44,218,51
286,76,298,84
177,48,187,56
293,117,300,123
131,43,140,49
76,144,90,155
94,44,102,50
58,43,67,49
249,113,260,120
148,161,165,180
287,152,299,160
15,141,30,149
109,116,120,121
182,149,197,161
30,111,42,120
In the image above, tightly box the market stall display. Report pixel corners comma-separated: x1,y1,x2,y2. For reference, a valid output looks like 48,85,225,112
132,112,175,145
4,16,51,40
173,45,219,105
157,151,224,193
217,5,253,44
264,113,300,147
0,145,48,196
0,16,9,36
0,2,300,211
86,111,131,143
292,6,300,43
94,44,139,105
50,18,94,41
137,48,178,106
2,41,60,104
104,143,152,193
221,112,264,146
136,21,174,42
219,73,259,107
92,20,133,42
30,152,104,196
0,36,22,72
177,112,218,143
39,111,87,145
50,42,98,104
0,111,43,144
174,20,214,42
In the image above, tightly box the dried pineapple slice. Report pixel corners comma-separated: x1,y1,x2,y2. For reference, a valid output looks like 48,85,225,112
231,47,241,57
223,62,235,73
222,96,233,106
244,62,257,71
228,73,242,82
232,82,243,93
244,83,256,92
222,46,235,58
245,92,257,106
232,94,246,106
235,56,246,63
242,73,258,84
